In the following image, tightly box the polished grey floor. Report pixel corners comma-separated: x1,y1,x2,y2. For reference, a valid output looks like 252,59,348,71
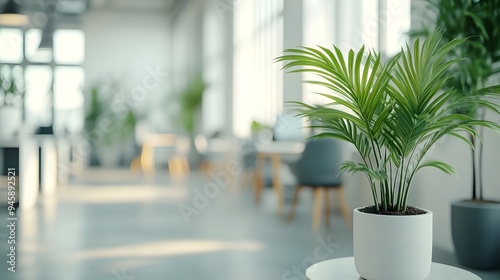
0,169,498,280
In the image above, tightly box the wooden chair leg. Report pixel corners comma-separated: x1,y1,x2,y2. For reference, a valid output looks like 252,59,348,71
168,155,190,178
324,188,330,227
287,186,302,224
312,188,323,232
336,186,352,227
168,157,179,176
129,155,141,171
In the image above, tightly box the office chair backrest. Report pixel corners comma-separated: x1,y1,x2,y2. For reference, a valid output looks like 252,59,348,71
294,138,343,187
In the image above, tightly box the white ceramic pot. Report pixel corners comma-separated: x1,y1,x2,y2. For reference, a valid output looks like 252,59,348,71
353,207,433,280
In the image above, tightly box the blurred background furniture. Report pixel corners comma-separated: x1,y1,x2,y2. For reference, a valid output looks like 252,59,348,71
240,138,259,189
254,140,305,215
194,134,240,174
130,133,190,178
287,138,351,231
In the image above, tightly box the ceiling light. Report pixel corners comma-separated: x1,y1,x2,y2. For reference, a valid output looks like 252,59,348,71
38,29,53,50
0,0,29,26
38,16,55,50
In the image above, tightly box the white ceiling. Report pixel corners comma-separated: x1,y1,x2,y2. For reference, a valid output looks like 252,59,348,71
6,0,180,14
89,0,177,11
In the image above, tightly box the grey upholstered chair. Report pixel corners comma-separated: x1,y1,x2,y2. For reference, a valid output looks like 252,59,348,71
287,138,351,231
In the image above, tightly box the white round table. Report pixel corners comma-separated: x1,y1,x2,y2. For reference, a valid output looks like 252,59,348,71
306,257,481,280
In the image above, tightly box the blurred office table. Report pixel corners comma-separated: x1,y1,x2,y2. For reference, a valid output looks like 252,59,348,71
0,135,58,211
255,141,304,215
134,134,190,177
195,135,240,173
306,257,481,280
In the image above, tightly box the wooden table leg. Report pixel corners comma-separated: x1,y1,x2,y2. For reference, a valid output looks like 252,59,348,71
271,154,284,216
324,188,330,227
140,145,155,177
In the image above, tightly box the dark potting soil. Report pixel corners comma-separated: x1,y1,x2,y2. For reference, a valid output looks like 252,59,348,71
359,205,427,216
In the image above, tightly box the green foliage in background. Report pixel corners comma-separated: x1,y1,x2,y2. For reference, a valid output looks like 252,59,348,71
277,31,500,213
175,75,206,135
411,0,500,200
84,80,137,146
0,66,24,107
250,120,271,133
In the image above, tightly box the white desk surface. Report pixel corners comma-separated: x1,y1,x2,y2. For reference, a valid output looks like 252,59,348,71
256,141,305,155
306,257,481,280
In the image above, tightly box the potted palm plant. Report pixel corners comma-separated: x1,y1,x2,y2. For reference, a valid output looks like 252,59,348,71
411,0,500,270
84,80,137,166
276,31,500,279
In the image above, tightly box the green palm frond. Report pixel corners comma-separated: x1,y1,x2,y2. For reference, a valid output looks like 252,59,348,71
278,31,500,212
338,161,387,182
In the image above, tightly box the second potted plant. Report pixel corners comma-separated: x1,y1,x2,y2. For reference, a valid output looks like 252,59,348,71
277,31,500,279
411,0,500,269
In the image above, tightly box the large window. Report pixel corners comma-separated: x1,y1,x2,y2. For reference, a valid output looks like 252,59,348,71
233,0,284,137
303,0,411,105
0,27,85,134
302,0,336,105
232,0,410,136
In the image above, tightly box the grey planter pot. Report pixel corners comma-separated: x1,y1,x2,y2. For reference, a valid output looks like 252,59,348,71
451,200,500,270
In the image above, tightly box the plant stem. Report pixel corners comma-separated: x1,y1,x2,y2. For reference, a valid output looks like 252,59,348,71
401,145,419,211
373,144,386,211
478,110,485,201
371,181,379,212
396,159,405,211
360,154,379,212
364,170,379,212
385,149,393,207
389,160,395,206
393,160,401,205
478,136,483,201
470,132,477,200
380,182,387,211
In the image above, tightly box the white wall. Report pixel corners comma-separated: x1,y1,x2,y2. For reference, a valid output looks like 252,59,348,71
283,0,303,104
171,1,203,93
202,0,233,136
82,7,171,131
80,6,171,166
169,1,205,135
